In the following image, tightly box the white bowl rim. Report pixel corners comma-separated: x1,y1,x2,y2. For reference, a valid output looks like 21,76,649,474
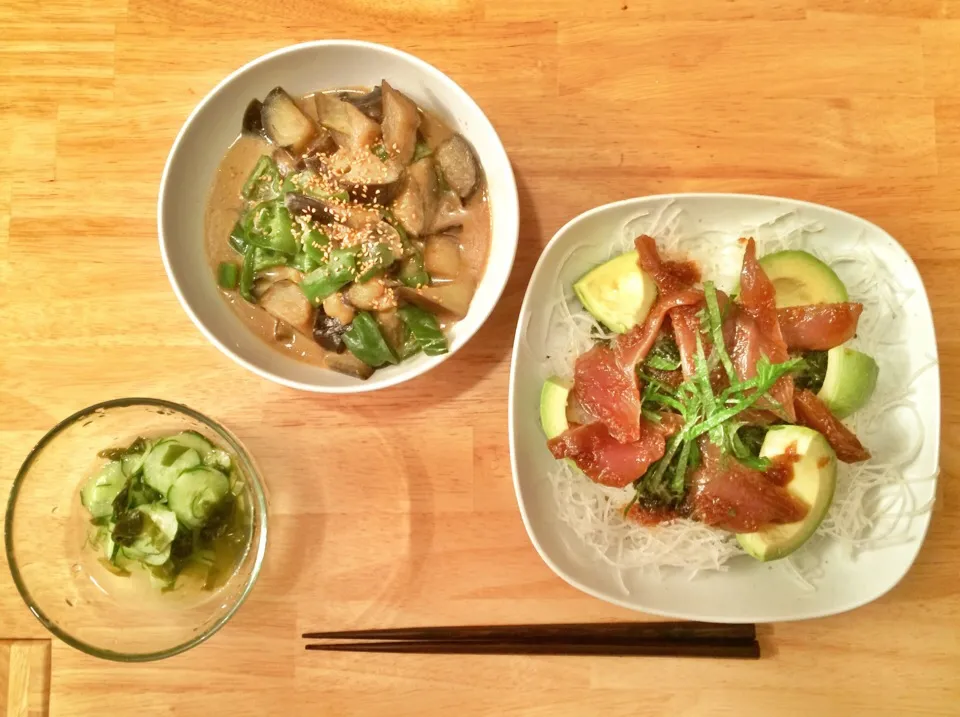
158,39,519,394
508,191,941,622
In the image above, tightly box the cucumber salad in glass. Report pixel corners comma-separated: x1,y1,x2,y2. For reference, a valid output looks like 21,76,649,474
80,431,252,592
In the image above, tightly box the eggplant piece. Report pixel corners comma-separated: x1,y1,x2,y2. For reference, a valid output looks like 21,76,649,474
435,135,479,198
399,277,474,320
375,309,405,353
253,266,305,299
315,92,381,149
284,193,337,224
418,110,454,149
324,351,375,380
407,157,438,229
312,306,347,353
259,280,314,336
273,320,296,346
322,292,356,326
381,81,420,165
261,88,318,154
296,95,320,123
423,235,461,280
328,148,403,205
302,129,337,157
284,192,382,229
340,86,383,121
390,175,426,236
430,191,468,232
345,278,398,312
242,99,264,136
273,147,303,176
340,204,386,231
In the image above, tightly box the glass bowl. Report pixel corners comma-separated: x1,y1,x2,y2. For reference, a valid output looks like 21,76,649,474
5,398,268,661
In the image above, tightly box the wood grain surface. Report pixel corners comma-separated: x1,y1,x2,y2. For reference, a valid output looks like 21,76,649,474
2,1,959,715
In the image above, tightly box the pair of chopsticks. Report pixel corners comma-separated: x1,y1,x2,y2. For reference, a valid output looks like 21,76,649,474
303,621,759,659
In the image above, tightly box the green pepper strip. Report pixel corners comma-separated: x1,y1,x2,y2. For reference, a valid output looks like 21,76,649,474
239,247,256,303
217,262,239,290
357,243,397,282
299,248,358,305
342,312,398,367
229,223,248,254
301,226,330,264
290,252,318,273
252,247,288,272
282,170,349,202
241,155,282,202
398,306,448,356
396,323,421,360
241,201,297,255
398,253,430,288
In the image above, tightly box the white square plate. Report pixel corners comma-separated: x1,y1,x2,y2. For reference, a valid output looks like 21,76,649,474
509,194,940,622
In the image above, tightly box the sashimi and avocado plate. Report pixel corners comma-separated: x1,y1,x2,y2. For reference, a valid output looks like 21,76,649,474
509,194,939,622
542,240,877,562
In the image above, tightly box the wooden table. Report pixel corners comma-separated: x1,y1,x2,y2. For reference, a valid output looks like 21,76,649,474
2,1,959,715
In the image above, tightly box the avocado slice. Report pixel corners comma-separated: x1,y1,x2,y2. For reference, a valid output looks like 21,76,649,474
736,426,837,562
540,377,572,440
573,252,658,334
818,346,879,419
758,250,848,307
760,250,877,417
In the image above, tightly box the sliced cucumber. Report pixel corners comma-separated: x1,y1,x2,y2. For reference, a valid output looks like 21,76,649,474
122,503,179,564
143,443,201,496
168,466,231,529
80,461,128,519
203,448,233,472
168,431,215,458
124,545,172,567
102,528,118,562
121,441,152,477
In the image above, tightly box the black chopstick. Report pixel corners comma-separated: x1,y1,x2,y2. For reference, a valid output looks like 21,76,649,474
302,622,759,659
305,638,760,659
302,621,755,643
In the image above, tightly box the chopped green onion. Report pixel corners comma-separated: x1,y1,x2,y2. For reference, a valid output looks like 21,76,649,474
412,141,432,162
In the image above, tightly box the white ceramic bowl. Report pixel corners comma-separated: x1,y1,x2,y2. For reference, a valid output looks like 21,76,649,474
159,41,518,393
510,193,940,622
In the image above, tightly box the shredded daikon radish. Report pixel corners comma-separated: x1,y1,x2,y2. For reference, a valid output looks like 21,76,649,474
542,208,935,584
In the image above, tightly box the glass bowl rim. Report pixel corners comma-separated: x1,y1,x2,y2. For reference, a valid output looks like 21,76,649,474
4,396,269,662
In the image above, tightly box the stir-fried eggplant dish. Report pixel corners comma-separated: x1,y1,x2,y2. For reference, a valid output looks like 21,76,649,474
541,235,879,562
206,82,490,379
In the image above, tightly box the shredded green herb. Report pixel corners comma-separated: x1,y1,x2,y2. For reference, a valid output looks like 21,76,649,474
644,334,681,372
794,350,828,392
630,349,803,511
702,281,737,384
